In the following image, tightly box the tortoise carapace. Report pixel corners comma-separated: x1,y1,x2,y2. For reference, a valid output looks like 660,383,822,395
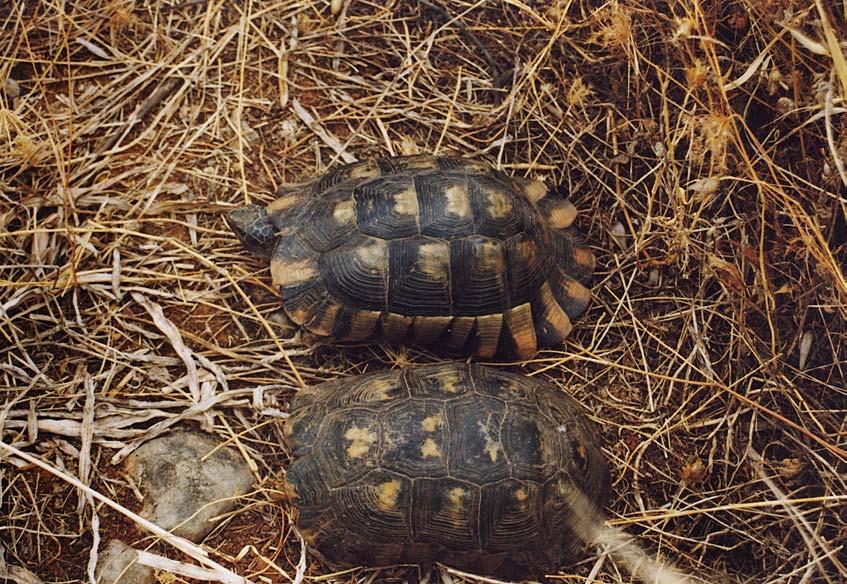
226,154,595,359
283,362,611,578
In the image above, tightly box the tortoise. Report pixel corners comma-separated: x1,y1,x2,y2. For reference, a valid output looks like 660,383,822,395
283,362,611,578
226,154,595,359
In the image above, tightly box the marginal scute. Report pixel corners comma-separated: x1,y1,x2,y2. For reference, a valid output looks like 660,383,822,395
532,281,573,346
341,309,381,341
349,160,381,180
434,155,491,173
283,478,298,501
551,226,595,286
473,313,504,359
412,316,452,345
550,271,592,322
541,472,585,544
522,179,548,203
303,296,345,336
284,455,330,507
225,204,276,258
272,258,317,288
541,198,577,229
379,153,441,174
444,316,475,351
311,159,377,193
502,302,538,360
284,402,328,456
282,280,329,326
405,362,472,397
572,244,596,274
380,312,413,343
316,370,407,408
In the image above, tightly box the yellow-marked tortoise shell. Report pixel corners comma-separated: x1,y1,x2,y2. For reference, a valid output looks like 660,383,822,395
283,362,611,578
226,154,595,359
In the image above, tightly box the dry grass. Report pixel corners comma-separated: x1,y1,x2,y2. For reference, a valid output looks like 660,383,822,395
1,1,846,583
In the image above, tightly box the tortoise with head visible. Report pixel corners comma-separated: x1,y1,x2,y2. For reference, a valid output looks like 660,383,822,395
226,154,595,359
283,362,611,578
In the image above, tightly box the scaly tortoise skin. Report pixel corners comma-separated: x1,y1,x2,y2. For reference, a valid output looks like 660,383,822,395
226,154,595,359
283,362,611,578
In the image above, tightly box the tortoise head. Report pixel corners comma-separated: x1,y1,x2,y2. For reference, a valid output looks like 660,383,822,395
225,204,276,259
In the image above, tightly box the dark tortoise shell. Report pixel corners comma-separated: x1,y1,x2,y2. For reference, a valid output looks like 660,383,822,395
283,362,611,578
227,154,594,359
